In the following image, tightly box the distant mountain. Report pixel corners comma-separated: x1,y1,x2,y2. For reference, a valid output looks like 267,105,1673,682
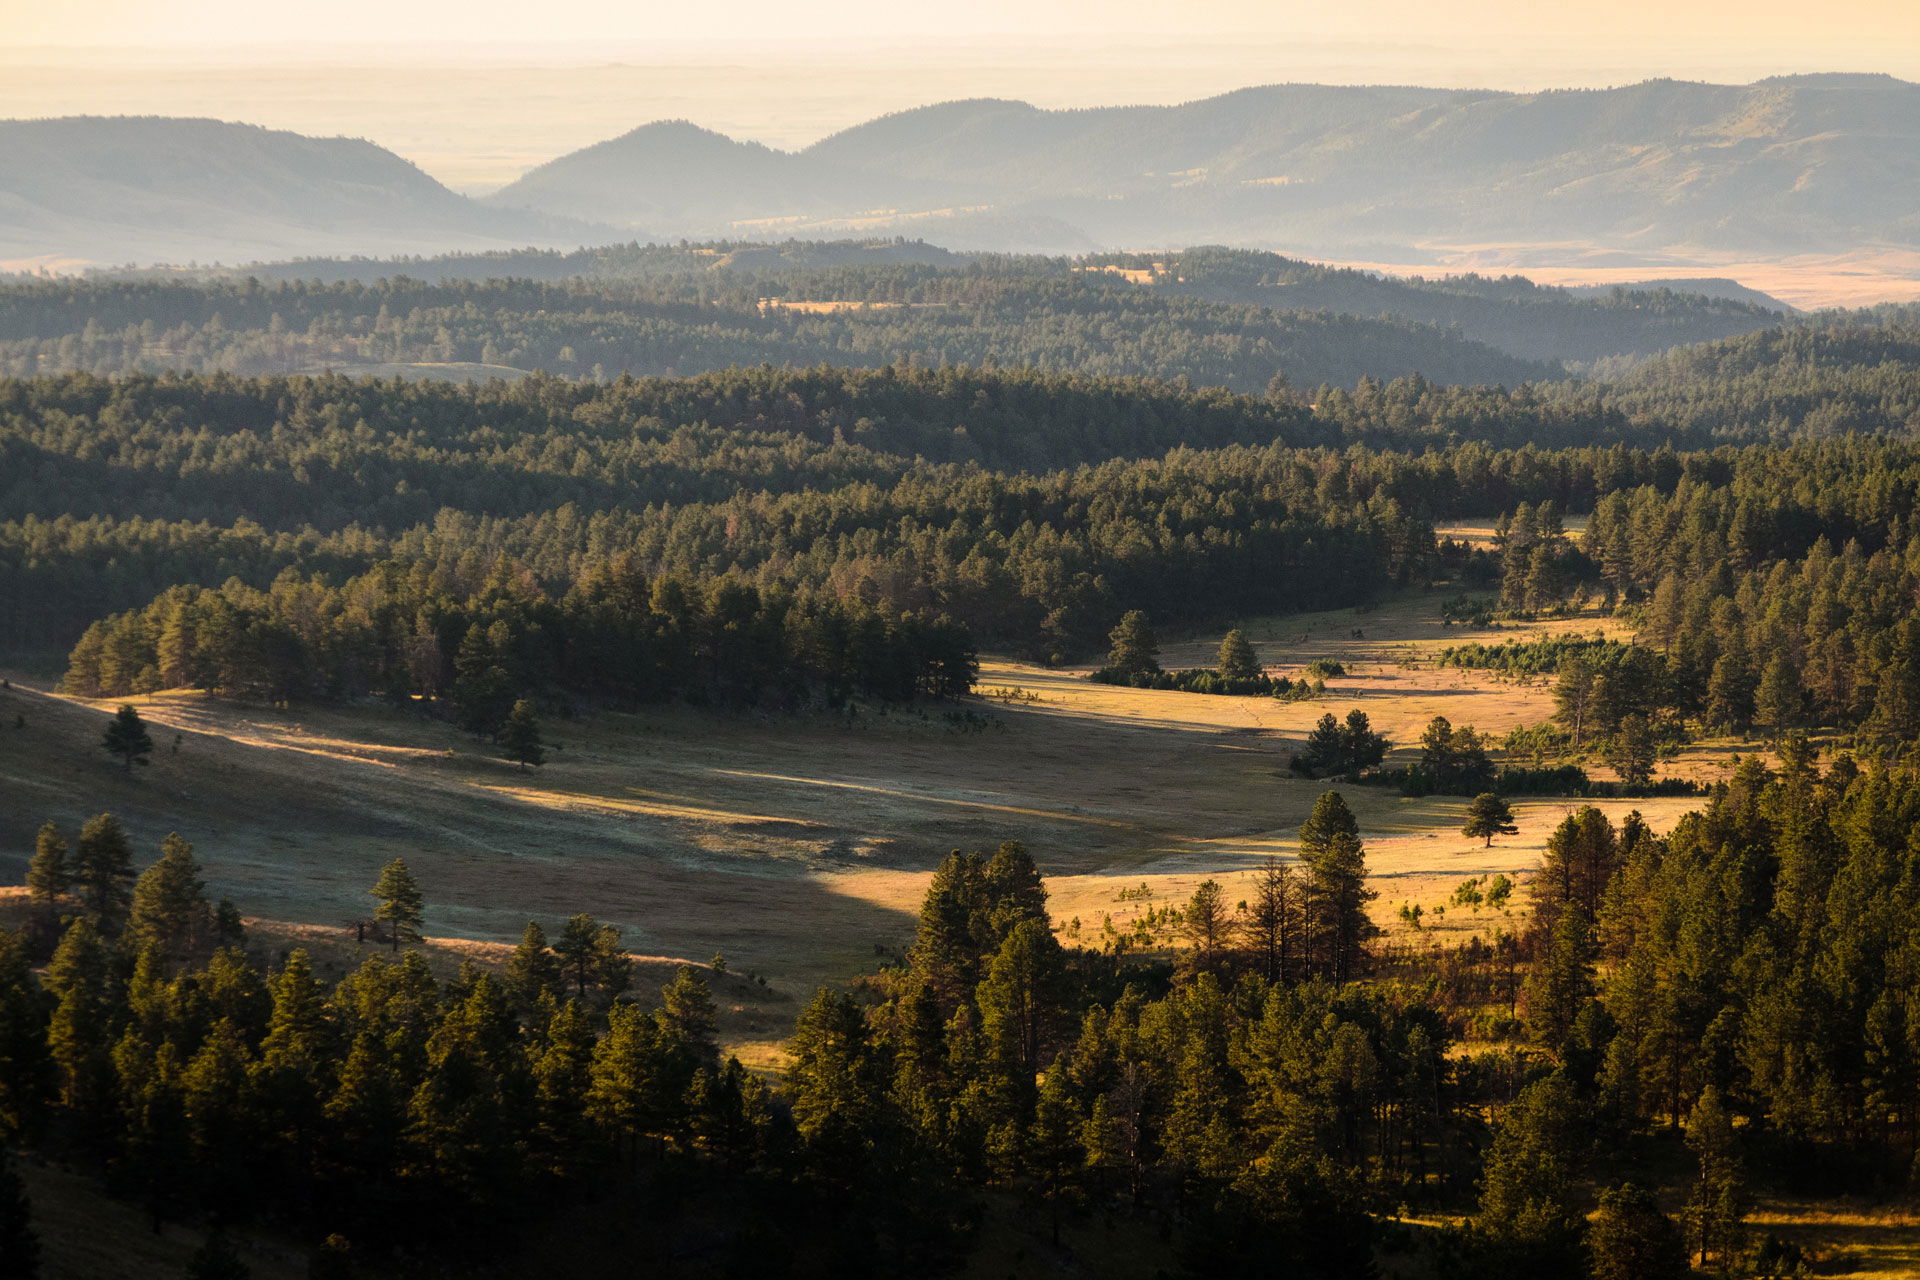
489,120,922,229
0,116,602,268
492,75,1920,266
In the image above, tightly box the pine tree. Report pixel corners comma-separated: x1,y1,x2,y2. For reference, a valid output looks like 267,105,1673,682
0,933,53,1143
1029,1061,1083,1245
0,1146,37,1280
1298,713,1350,778
1686,1086,1745,1270
977,919,1066,1077
72,813,135,934
499,699,544,771
1180,879,1236,969
1463,793,1519,847
1298,790,1359,861
1524,909,1596,1053
124,833,210,966
1753,655,1803,744
102,704,154,772
1247,862,1299,982
368,859,423,953
25,824,67,941
1299,793,1374,982
1478,1073,1584,1263
554,914,630,1004
505,922,563,1007
44,918,117,1126
1588,1183,1687,1280
26,824,67,913
1216,629,1260,682
1106,610,1160,678
1606,715,1656,789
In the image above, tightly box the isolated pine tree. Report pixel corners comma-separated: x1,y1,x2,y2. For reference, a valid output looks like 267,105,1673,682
102,704,153,772
1216,629,1260,681
368,859,423,953
1106,610,1160,678
500,699,545,771
1463,793,1519,846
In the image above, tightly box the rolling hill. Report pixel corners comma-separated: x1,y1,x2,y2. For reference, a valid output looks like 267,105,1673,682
0,116,605,268
489,75,1920,268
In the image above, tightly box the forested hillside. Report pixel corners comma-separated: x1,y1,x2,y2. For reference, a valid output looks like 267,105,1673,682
0,272,1560,391
33,241,1791,371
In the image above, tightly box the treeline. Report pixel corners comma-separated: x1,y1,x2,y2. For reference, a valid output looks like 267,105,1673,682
0,269,1560,393
1529,756,1920,1191
60,559,977,713
0,818,956,1273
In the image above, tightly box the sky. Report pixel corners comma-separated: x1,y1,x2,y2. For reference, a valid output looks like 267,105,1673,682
10,0,1920,57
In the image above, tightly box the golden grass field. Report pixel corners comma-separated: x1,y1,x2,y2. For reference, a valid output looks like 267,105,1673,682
4,590,1916,1277
0,595,1701,1035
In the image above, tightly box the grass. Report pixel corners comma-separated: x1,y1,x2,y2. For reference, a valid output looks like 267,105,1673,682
0,593,1709,1053
3,592,1911,1275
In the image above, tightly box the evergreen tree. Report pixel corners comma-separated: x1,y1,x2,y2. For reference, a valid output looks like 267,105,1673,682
1247,862,1299,983
1605,714,1656,789
499,699,545,771
1299,793,1374,982
977,919,1066,1077
124,833,210,966
1299,790,1360,861
44,918,118,1127
1106,610,1160,678
1216,629,1260,681
102,704,154,772
505,921,563,1008
1029,1061,1082,1246
368,859,423,953
1753,655,1803,744
451,622,516,739
1686,1086,1745,1270
1477,1073,1584,1264
1180,879,1236,970
25,824,67,915
0,934,52,1143
1524,909,1596,1053
72,814,135,934
1588,1183,1688,1280
0,1147,37,1280
1463,793,1518,847
553,914,630,1004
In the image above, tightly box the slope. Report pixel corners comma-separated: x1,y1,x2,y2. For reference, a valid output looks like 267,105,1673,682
0,116,606,268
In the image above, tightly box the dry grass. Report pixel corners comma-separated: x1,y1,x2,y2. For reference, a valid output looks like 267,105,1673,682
0,594,1709,1057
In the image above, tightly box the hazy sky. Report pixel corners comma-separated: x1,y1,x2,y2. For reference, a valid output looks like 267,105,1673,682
11,0,1920,54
